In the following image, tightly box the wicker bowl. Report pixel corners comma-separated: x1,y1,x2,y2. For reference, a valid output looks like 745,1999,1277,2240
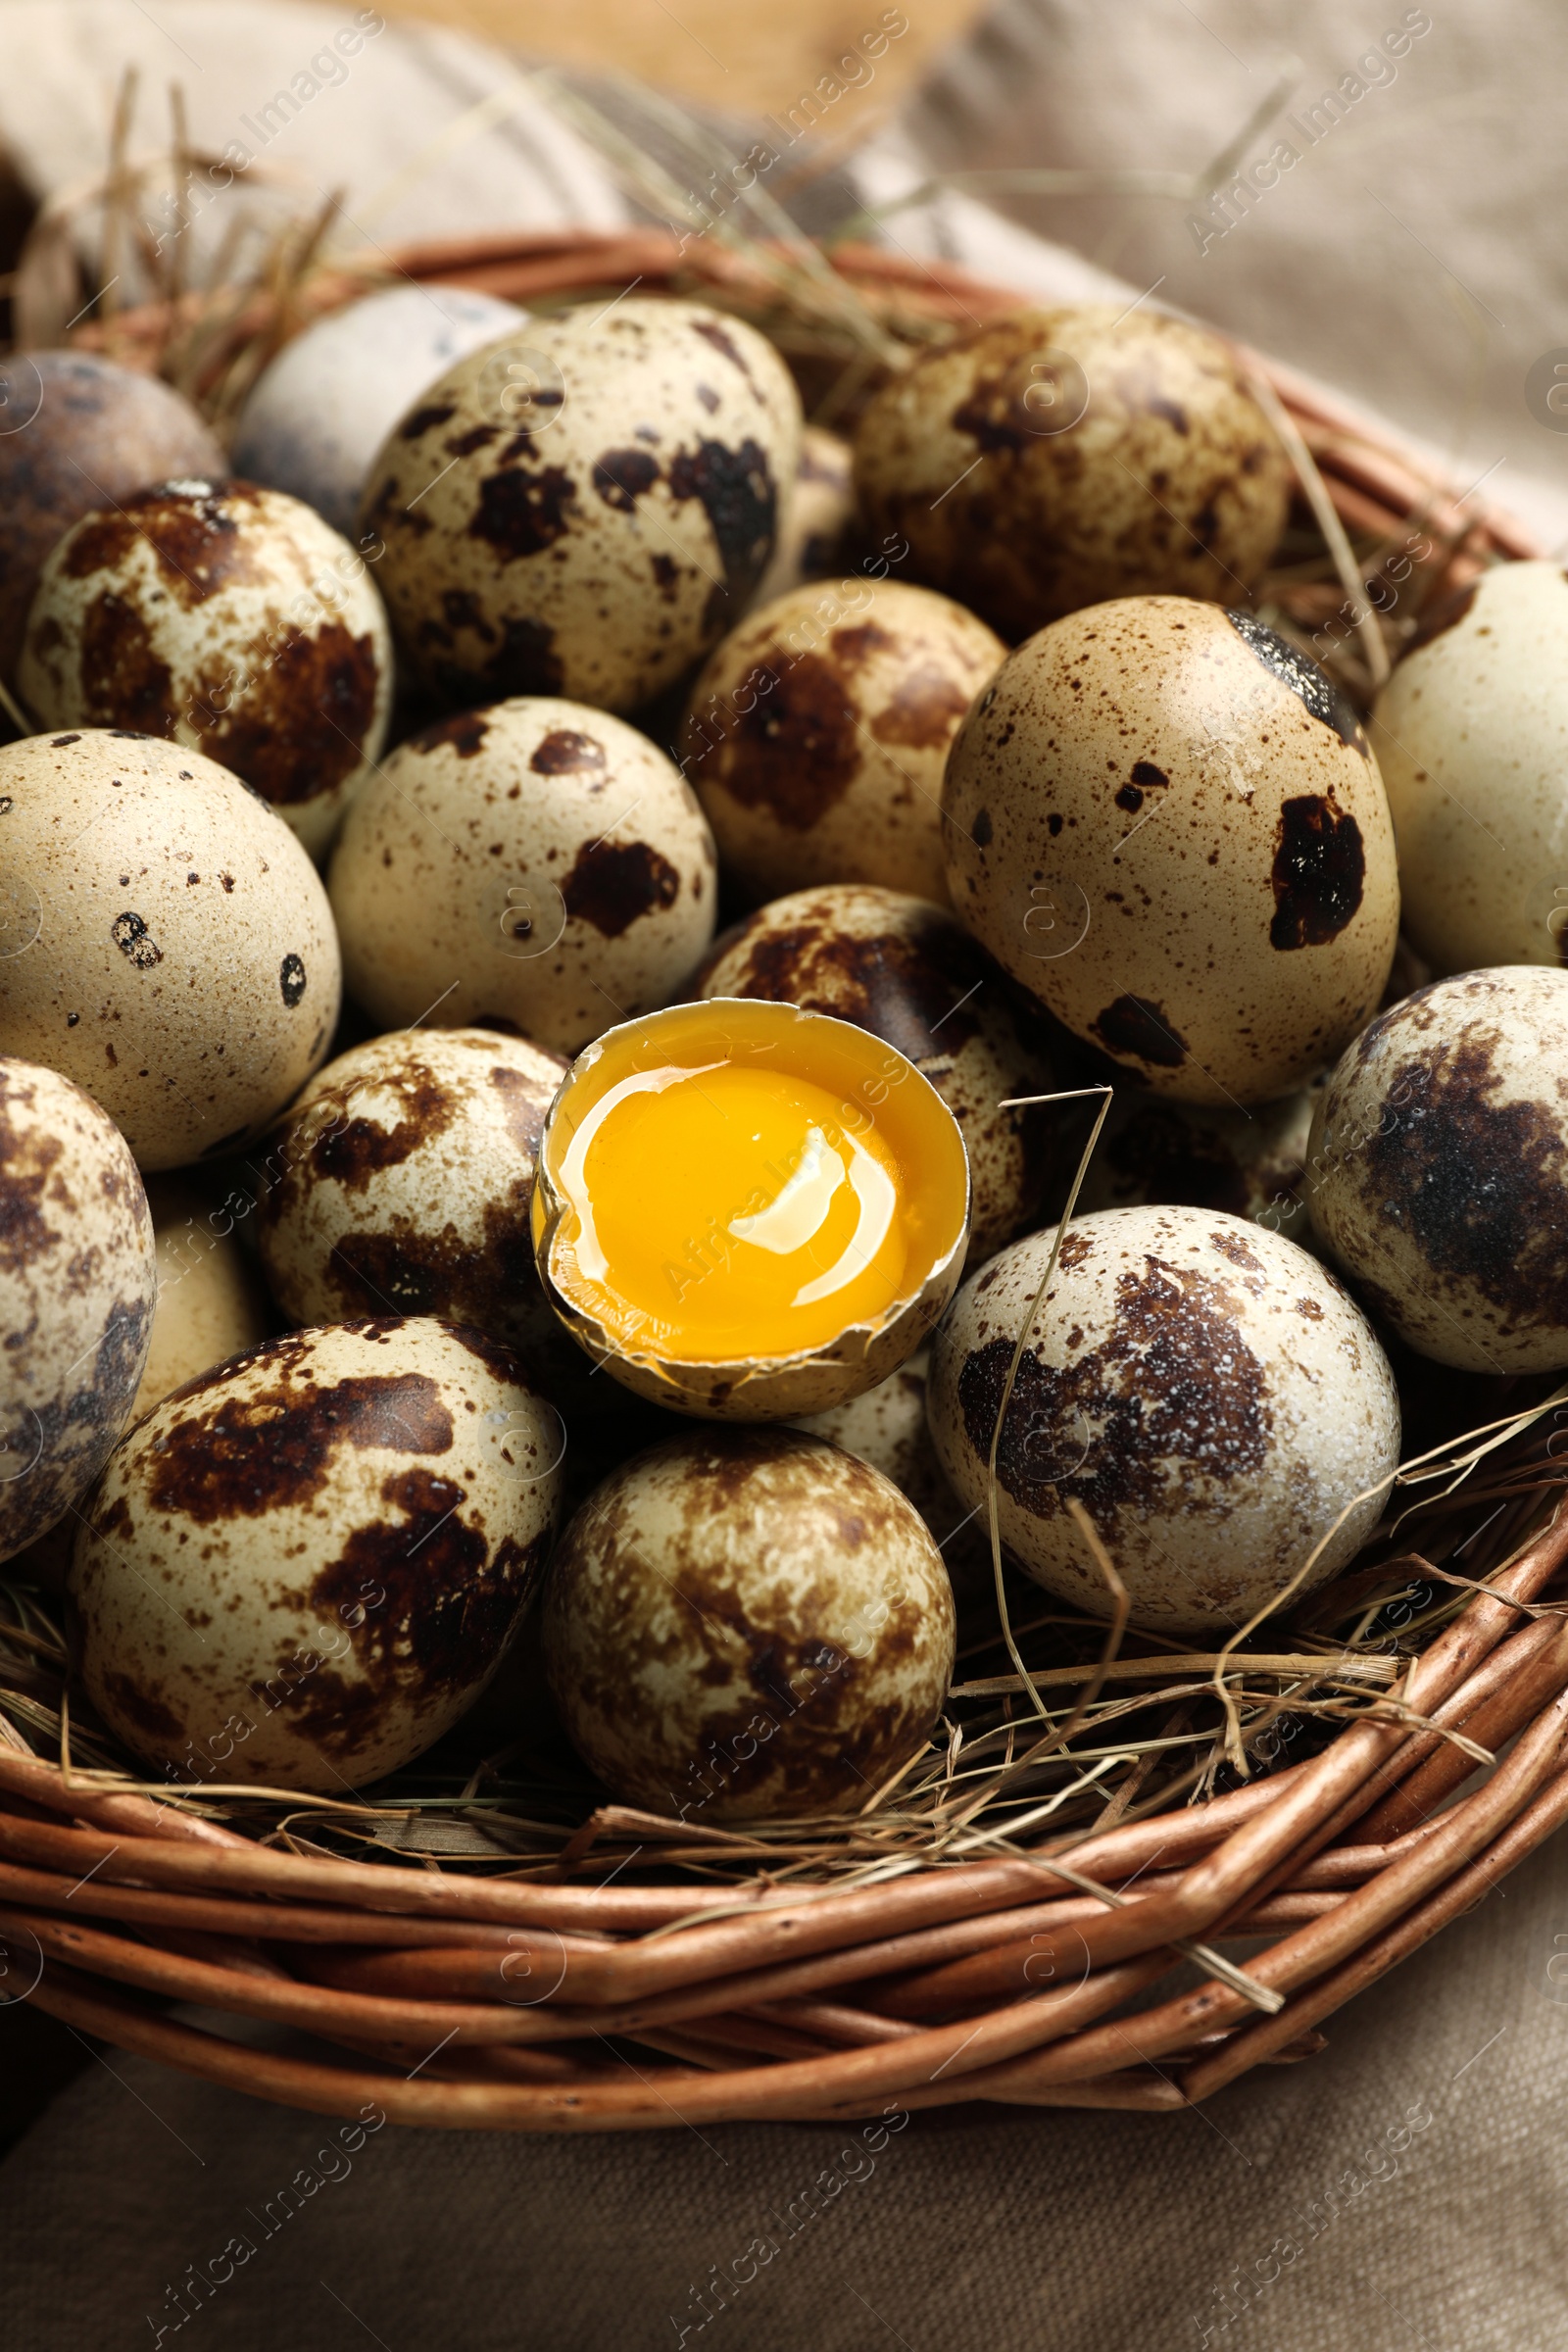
1,229,1560,2132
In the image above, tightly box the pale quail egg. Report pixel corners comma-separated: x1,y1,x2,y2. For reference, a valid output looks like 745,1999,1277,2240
1080,1087,1319,1250
133,1175,272,1422
750,426,856,608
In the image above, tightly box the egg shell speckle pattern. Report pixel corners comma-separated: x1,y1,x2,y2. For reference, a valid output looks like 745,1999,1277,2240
361,297,802,712
69,1317,564,1789
695,884,1058,1264
927,1204,1399,1632
1372,563,1568,974
540,1425,955,1821
1306,966,1568,1372
327,697,716,1054
18,479,394,858
231,285,525,537
852,306,1290,639
256,1025,579,1386
0,731,341,1171
749,425,856,610
681,578,1003,906
0,352,222,679
942,598,1399,1104
134,1175,272,1422
0,1057,156,1560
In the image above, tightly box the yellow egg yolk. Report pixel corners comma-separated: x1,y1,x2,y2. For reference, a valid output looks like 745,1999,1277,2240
557,1061,912,1360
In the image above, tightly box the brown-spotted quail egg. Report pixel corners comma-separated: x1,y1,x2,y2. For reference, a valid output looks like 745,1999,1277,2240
1371,563,1568,973
18,479,394,857
327,697,715,1054
231,285,525,537
928,1204,1400,1633
943,598,1399,1104
0,1057,156,1559
695,884,1058,1262
0,729,340,1170
255,1025,582,1388
360,297,801,712
0,351,223,679
1080,1088,1318,1251
540,1425,955,1820
133,1175,272,1422
1306,966,1568,1371
681,578,1003,906
750,426,856,609
854,306,1290,638
69,1316,564,1790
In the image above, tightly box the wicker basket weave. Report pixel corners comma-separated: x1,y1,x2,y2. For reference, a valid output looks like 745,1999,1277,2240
2,229,1558,2132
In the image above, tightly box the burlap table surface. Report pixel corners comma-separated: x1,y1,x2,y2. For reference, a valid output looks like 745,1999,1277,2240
4,4,1568,2344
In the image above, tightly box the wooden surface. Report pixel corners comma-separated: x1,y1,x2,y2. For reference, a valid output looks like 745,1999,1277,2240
371,0,989,115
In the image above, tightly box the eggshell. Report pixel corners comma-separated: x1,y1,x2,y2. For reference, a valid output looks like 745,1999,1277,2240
255,1026,581,1392
749,426,856,609
942,598,1399,1104
18,479,394,857
928,1204,1400,1632
0,351,222,678
327,697,715,1054
69,1317,564,1790
789,1345,987,1596
681,578,1003,906
540,1425,955,1820
1371,563,1568,972
231,285,525,537
0,729,341,1170
0,1057,156,1560
1080,1088,1318,1252
133,1175,272,1422
361,297,801,711
695,884,1059,1263
853,306,1290,638
1306,966,1568,1371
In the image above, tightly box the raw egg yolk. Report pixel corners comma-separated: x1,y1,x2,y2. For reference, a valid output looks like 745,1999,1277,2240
558,1061,912,1360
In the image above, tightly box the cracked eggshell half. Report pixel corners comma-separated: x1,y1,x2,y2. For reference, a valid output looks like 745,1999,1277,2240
681,576,1003,907
360,297,802,712
327,698,716,1057
68,1316,564,1790
0,730,340,1171
0,1057,156,1561
1306,966,1568,1372
942,598,1399,1105
928,1203,1399,1633
19,479,394,858
531,998,971,1420
541,1424,956,1821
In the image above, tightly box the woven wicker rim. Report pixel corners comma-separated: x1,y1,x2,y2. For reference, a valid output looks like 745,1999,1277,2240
3,229,1557,2132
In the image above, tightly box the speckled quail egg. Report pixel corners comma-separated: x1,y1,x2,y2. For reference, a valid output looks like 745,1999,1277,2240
695,884,1059,1262
231,284,525,537
0,351,222,679
943,598,1399,1104
928,1204,1400,1633
69,1316,564,1790
1080,1088,1319,1250
18,479,394,857
0,729,340,1170
360,296,801,711
854,306,1290,639
255,1025,585,1390
0,1057,156,1560
133,1175,272,1422
328,697,715,1054
681,578,1002,906
1306,966,1568,1371
750,426,856,609
1371,563,1568,973
540,1425,955,1821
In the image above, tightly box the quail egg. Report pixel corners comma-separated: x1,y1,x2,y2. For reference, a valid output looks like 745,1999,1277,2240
750,425,856,609
328,697,715,1054
360,297,801,711
133,1175,272,1422
929,1204,1399,1632
1080,1088,1319,1250
540,1425,955,1821
942,598,1399,1104
18,479,394,857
